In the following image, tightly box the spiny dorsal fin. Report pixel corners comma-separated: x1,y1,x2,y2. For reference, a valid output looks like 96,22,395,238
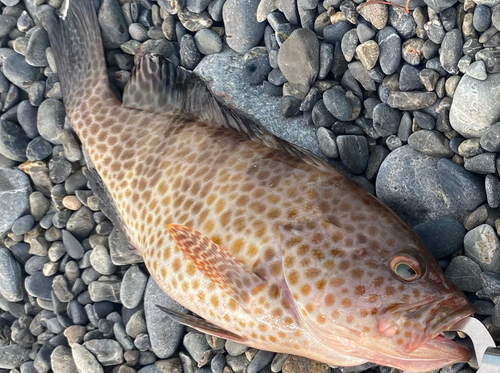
165,224,267,308
156,305,247,343
123,53,332,171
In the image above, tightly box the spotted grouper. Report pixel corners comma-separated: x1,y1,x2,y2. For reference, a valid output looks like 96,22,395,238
44,1,475,371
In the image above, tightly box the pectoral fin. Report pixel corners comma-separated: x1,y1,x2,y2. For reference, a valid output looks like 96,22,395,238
165,224,267,307
156,305,247,343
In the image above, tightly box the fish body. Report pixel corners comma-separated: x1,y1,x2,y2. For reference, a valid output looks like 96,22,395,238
45,1,474,371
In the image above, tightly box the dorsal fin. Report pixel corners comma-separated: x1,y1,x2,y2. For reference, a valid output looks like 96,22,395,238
165,224,267,308
122,53,332,171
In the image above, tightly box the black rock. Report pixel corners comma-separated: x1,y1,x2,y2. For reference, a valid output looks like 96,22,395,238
378,26,401,75
323,86,353,121
336,135,369,175
440,29,463,74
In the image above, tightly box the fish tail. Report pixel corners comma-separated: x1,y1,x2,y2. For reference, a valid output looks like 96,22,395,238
44,0,118,121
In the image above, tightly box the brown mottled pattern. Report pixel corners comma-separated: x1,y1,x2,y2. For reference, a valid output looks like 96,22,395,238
47,2,475,372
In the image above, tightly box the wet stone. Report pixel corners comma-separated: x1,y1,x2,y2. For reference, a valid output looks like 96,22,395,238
247,350,275,373
464,224,500,273
474,5,491,32
318,42,334,80
226,354,250,373
66,207,96,239
465,203,487,232
194,29,222,55
49,158,73,184
419,69,439,91
90,245,116,276
2,52,39,90
413,111,435,130
341,29,358,62
323,22,353,44
26,26,50,67
62,230,85,260
37,99,66,145
347,61,376,91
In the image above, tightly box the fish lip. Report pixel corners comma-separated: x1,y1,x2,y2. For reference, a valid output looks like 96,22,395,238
378,295,475,354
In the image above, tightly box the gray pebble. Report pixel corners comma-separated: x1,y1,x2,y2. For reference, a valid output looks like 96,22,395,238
486,174,500,208
242,47,272,85
109,228,143,265
466,60,487,81
62,229,85,260
145,277,187,358
37,99,66,145
84,339,124,366
318,42,334,80
413,216,465,259
445,256,482,292
347,61,376,91
413,111,435,130
440,29,462,74
0,119,30,162
480,122,500,152
89,280,121,303
2,52,40,91
11,214,35,236
247,350,275,373
99,0,130,49
65,169,88,195
377,26,401,75
0,344,31,369
399,64,424,91
372,103,401,137
26,26,50,67
357,3,388,30
323,21,353,45
25,271,55,300
408,130,454,157
71,343,104,373
341,28,358,62
180,34,202,70
473,5,491,32
211,354,225,373
183,332,211,363
90,245,116,275
49,157,73,184
388,6,416,38
194,29,222,55
387,91,437,110
323,86,353,121
126,310,148,339
336,135,369,175
223,0,265,54
0,247,24,302
464,153,496,174
464,224,500,273
226,354,250,373
17,100,38,139
52,275,74,303
277,28,319,87
225,340,248,356
316,127,338,158
66,207,96,239
51,345,78,373
26,136,53,161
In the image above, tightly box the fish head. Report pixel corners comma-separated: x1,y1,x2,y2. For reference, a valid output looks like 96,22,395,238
281,215,474,370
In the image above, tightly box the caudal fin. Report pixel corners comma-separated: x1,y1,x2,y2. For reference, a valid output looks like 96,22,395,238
44,0,114,115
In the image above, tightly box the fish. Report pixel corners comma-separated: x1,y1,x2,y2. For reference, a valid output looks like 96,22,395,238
44,1,475,371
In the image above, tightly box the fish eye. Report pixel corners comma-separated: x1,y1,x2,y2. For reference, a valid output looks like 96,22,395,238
389,253,423,282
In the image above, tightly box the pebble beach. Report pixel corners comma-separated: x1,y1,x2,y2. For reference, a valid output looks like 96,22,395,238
1,0,500,372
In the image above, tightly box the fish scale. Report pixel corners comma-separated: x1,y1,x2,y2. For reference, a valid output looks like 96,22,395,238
45,1,475,372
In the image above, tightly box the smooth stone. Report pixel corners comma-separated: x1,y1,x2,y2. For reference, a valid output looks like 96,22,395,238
316,127,338,158
387,91,436,110
89,280,122,303
194,29,222,55
0,345,31,369
466,60,487,81
0,168,30,238
323,21,353,44
372,103,401,137
323,86,353,121
2,52,39,91
144,277,188,358
179,34,202,70
37,99,66,145
440,29,462,74
480,122,500,152
90,245,116,275
358,2,388,30
83,339,124,366
336,135,369,175
71,343,104,373
120,265,147,309
62,230,85,260
437,158,486,210
277,28,319,87
51,345,78,373
223,0,266,54
0,247,24,302
486,174,500,208
0,119,30,162
377,26,401,75
445,256,482,292
450,73,500,138
25,271,55,300
347,61,376,91
26,26,50,67
407,130,454,158
99,0,130,49
27,136,53,161
399,64,424,91
388,6,416,38
464,153,496,174
318,42,334,80
376,146,485,226
242,47,272,85
183,332,211,363
464,224,500,273
66,207,96,239
413,216,465,259
413,111,435,130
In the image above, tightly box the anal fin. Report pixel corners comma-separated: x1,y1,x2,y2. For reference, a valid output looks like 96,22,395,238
165,224,267,307
156,305,247,343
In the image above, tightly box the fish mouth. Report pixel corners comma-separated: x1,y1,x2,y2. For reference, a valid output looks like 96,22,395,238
378,295,475,356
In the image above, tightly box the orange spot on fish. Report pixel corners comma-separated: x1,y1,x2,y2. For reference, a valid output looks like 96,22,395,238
301,284,311,296
342,299,352,308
